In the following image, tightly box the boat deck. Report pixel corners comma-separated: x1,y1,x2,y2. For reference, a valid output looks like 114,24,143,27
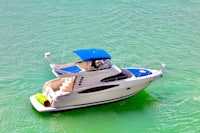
54,61,94,71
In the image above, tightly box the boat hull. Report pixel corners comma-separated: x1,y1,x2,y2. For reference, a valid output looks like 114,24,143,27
30,81,151,112
30,70,162,112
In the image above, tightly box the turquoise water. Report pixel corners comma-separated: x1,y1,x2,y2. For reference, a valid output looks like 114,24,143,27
1,0,200,132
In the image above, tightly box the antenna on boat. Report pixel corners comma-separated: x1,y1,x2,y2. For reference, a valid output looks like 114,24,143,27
45,52,52,64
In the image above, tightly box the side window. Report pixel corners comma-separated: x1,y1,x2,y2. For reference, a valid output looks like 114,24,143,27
78,85,119,93
78,77,84,86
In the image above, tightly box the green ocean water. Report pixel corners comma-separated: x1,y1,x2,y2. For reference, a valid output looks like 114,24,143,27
1,0,200,132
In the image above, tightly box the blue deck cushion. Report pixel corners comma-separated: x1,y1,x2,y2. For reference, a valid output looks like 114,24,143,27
73,48,111,61
60,65,81,73
126,68,152,77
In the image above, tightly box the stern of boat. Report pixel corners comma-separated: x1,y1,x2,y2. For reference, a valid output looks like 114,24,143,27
30,93,57,112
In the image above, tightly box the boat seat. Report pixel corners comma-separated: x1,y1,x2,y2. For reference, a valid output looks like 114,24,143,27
61,84,73,92
60,77,74,92
60,65,82,73
126,68,152,77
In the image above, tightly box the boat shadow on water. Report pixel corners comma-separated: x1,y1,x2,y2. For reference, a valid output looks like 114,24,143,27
32,90,157,117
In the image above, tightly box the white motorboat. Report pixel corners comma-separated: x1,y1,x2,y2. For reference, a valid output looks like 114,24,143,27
30,48,163,112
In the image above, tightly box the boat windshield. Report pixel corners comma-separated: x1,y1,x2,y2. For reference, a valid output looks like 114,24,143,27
101,69,132,82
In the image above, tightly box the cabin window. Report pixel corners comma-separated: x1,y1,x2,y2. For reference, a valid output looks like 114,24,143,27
78,77,84,86
126,88,131,90
78,85,119,93
101,69,132,82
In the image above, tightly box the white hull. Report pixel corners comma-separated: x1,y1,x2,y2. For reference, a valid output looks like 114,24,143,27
30,70,162,112
30,83,148,112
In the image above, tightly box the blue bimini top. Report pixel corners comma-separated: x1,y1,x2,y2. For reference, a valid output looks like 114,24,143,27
73,48,111,61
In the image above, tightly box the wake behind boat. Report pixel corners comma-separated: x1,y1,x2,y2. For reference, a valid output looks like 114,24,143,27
30,48,163,112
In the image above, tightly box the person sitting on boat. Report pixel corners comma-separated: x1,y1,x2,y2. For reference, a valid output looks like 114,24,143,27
90,60,98,69
95,60,104,69
95,59,112,70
